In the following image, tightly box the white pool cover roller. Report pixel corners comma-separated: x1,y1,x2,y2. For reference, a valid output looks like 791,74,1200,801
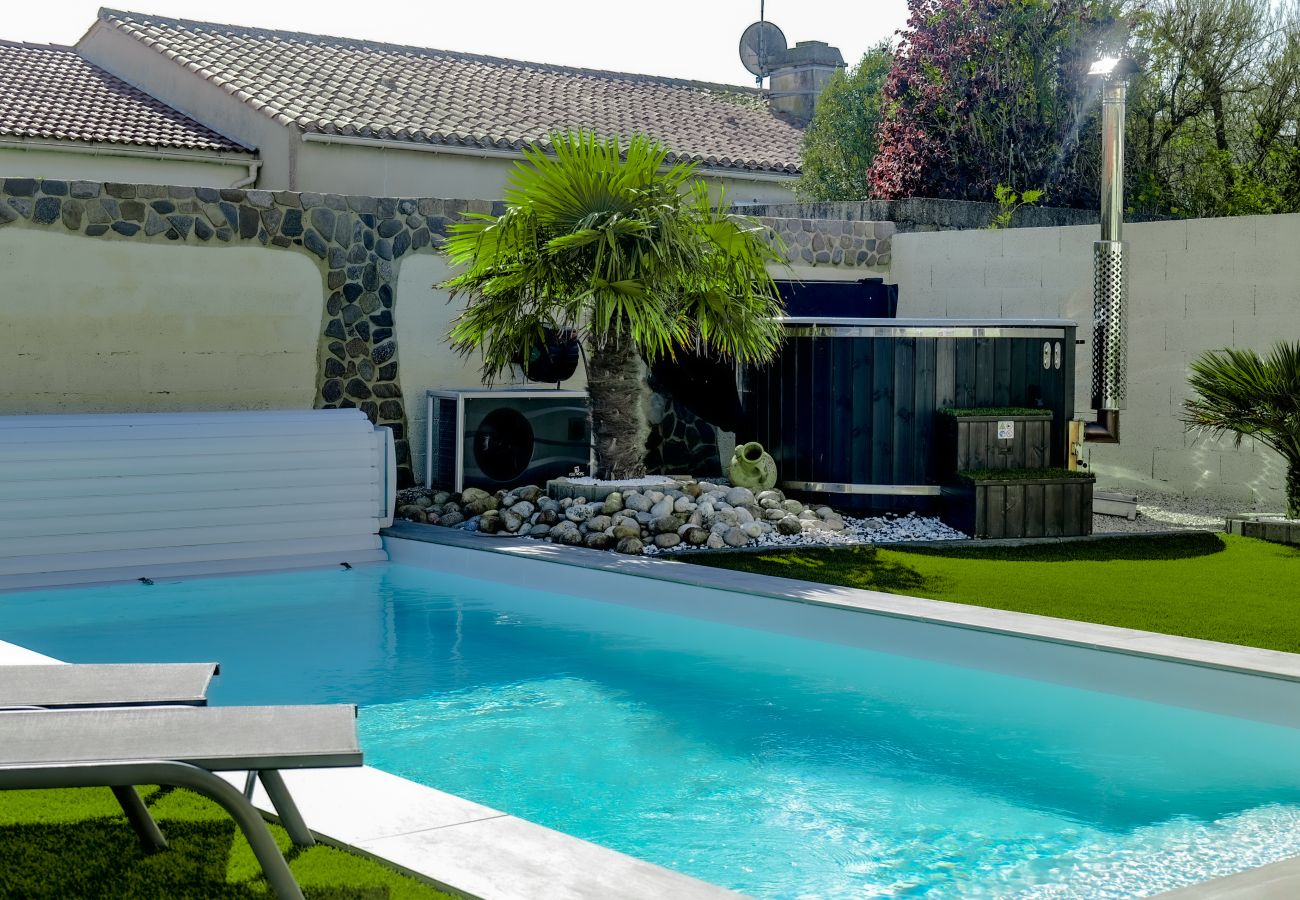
0,410,395,590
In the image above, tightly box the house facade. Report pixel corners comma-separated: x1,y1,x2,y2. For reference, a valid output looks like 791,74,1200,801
2,9,814,202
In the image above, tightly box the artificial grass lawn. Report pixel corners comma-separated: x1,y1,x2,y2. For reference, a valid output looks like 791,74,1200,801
687,532,1300,653
0,785,456,899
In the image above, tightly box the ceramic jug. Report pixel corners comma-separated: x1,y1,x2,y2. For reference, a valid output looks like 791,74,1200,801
729,441,778,491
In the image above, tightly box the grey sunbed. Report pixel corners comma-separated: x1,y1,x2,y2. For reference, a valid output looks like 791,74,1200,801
0,662,219,709
0,703,362,900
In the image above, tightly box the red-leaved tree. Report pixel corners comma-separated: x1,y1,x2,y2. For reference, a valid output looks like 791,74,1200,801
868,0,1127,206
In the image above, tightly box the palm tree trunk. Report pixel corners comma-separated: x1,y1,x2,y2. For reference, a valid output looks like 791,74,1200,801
586,332,648,480
1287,458,1300,520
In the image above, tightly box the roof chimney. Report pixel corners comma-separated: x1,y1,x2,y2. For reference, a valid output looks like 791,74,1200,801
767,40,845,126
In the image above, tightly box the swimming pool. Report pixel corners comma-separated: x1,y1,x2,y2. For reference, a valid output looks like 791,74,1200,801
4,552,1300,898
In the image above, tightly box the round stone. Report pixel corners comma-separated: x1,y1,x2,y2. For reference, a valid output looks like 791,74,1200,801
397,505,426,522
551,522,583,545
650,498,675,518
723,526,750,548
624,493,653,513
706,533,726,549
777,516,803,535
651,515,681,534
565,504,594,523
654,533,681,549
615,537,645,555
725,487,756,507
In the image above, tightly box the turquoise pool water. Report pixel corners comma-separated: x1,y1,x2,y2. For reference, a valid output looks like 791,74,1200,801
4,563,1300,898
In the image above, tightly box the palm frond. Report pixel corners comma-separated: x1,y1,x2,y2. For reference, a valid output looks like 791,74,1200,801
1183,342,1300,508
441,130,789,380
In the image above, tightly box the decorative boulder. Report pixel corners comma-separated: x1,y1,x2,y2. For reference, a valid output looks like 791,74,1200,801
777,515,803,535
724,486,756,507
723,526,750,547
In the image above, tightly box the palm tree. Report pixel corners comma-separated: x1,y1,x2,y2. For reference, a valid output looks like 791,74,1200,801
1183,342,1300,518
443,131,787,479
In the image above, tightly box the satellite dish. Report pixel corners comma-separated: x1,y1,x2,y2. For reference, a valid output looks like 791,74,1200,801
739,20,787,78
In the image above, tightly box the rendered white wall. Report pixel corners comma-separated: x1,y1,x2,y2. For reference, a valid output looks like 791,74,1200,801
0,228,324,414
890,215,1300,508
297,140,799,203
0,146,251,188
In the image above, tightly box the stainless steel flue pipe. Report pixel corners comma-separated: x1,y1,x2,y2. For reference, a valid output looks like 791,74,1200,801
1085,57,1139,443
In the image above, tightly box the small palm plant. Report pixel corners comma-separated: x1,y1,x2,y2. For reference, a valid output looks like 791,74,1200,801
1183,342,1300,518
443,131,787,479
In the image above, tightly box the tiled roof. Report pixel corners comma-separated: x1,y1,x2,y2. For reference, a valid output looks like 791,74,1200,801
95,9,804,174
0,40,250,153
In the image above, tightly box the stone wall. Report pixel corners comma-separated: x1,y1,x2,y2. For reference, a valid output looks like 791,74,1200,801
761,216,893,267
645,393,723,478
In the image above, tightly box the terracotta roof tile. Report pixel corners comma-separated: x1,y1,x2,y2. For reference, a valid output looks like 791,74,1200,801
0,40,251,153
96,9,803,174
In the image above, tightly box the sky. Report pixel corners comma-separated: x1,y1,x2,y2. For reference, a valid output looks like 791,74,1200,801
8,1,910,87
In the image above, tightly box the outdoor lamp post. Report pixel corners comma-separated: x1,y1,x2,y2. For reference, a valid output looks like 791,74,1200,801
1084,55,1140,444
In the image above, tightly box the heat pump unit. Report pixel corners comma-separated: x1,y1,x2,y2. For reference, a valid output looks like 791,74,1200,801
425,389,590,492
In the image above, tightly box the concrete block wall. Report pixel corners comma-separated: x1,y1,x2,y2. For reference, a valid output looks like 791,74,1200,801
890,215,1300,509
